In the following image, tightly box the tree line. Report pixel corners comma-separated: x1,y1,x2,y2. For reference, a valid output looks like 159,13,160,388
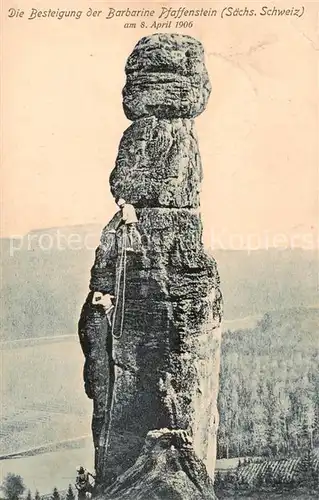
215,449,319,496
217,309,319,459
0,474,75,500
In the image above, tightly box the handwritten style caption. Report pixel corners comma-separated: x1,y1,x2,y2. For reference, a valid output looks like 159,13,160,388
8,5,305,28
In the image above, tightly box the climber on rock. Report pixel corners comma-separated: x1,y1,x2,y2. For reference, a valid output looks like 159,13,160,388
89,198,141,339
92,291,115,326
115,197,141,252
75,466,94,500
89,198,140,312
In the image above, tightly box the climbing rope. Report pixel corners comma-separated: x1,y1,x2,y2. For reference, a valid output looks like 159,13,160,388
111,226,128,340
94,227,130,483
96,226,129,480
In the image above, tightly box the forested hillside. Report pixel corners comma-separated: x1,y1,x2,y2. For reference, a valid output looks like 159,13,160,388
217,307,319,459
1,225,317,340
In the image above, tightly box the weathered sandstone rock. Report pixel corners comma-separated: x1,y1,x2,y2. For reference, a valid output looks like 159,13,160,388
78,33,222,495
102,429,217,500
110,118,202,209
123,33,211,120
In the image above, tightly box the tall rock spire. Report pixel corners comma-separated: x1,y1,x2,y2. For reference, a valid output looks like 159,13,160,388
79,33,222,497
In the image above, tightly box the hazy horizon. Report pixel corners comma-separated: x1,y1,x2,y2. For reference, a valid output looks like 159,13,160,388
1,222,319,252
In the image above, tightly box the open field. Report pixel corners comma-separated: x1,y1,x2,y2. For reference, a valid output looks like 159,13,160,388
1,337,94,494
1,338,92,455
0,439,94,495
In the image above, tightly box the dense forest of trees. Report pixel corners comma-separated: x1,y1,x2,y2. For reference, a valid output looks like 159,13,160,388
217,307,319,459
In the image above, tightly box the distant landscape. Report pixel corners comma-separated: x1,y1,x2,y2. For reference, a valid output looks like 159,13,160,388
1,224,318,340
1,225,318,495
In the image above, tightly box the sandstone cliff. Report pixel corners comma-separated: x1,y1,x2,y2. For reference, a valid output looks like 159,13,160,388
78,33,222,498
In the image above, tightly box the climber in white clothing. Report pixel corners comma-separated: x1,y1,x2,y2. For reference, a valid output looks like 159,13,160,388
91,197,141,314
116,197,138,224
115,197,140,252
91,292,114,326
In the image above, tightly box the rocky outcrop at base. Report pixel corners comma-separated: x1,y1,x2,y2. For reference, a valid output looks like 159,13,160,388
102,429,217,500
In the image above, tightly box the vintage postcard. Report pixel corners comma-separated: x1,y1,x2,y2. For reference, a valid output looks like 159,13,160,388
1,1,318,499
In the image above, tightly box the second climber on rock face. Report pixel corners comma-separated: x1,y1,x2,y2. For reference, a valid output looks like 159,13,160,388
115,197,141,252
75,466,95,500
91,291,115,326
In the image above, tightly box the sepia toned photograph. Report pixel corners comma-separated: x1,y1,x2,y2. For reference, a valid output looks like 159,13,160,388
1,1,318,499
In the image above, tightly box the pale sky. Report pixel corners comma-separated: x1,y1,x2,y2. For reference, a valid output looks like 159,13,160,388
1,0,318,248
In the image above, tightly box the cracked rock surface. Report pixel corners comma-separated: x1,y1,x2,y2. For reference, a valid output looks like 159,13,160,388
123,33,212,120
78,33,222,496
101,429,217,500
110,118,203,208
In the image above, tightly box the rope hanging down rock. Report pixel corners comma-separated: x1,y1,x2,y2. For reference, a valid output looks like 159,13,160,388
111,227,128,340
